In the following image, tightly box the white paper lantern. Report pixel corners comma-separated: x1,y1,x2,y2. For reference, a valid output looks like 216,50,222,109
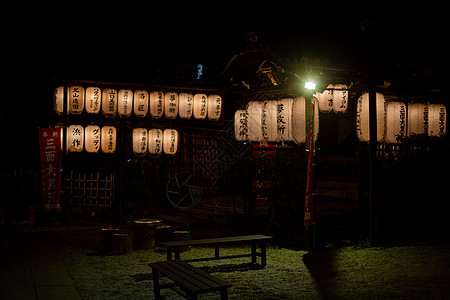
262,100,279,142
132,128,148,156
54,86,64,115
102,88,118,117
66,125,84,152
207,94,222,121
132,90,147,117
407,103,427,136
247,101,263,142
277,98,294,141
101,126,116,153
85,87,101,114
150,91,164,119
317,84,333,113
234,109,248,141
333,84,348,114
428,104,447,137
292,96,306,144
313,96,320,141
116,89,132,118
179,93,193,119
385,102,407,143
148,129,163,155
356,93,385,142
67,86,85,114
164,92,178,119
193,93,207,119
85,125,101,153
163,129,178,155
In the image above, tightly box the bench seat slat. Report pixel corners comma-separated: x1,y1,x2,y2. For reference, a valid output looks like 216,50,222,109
150,261,204,292
150,260,230,293
170,260,231,288
161,234,272,247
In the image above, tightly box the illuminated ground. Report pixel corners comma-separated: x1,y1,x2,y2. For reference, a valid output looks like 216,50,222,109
1,229,449,299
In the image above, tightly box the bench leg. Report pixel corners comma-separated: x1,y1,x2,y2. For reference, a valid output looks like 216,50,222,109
215,245,220,259
175,248,180,260
220,288,228,300
261,242,267,267
167,247,172,260
251,241,257,264
152,268,161,300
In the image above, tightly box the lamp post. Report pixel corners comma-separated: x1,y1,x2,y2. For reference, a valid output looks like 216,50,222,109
304,81,316,250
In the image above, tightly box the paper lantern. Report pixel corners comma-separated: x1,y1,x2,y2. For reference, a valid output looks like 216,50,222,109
101,126,116,153
179,93,193,119
428,104,447,137
85,87,101,114
132,128,148,156
150,91,164,119
85,125,101,153
385,102,406,143
407,103,427,136
356,93,385,142
207,94,222,121
277,98,293,141
66,125,84,152
67,86,85,114
234,110,248,141
262,100,279,142
333,84,348,114
164,92,178,119
163,129,178,155
292,96,306,144
247,101,263,142
316,84,333,113
102,88,118,117
133,90,148,118
148,128,163,155
54,86,64,115
193,93,207,119
116,89,133,118
313,97,320,141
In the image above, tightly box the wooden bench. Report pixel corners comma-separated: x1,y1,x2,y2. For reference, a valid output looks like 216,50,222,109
149,260,231,300
160,234,273,267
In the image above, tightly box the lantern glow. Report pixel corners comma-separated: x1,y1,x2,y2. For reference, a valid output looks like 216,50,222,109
163,129,178,155
118,89,133,118
356,92,386,142
164,92,179,119
85,125,101,153
66,125,84,152
132,128,148,156
85,87,101,114
133,90,148,117
179,93,194,119
150,91,164,119
102,89,118,117
101,126,117,153
148,128,163,155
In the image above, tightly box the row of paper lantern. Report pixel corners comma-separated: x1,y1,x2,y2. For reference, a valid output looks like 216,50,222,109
314,84,349,114
65,125,179,155
356,93,447,142
234,97,319,144
54,86,222,121
132,128,178,156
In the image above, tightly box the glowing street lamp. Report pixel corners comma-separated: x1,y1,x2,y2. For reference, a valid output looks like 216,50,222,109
305,81,316,90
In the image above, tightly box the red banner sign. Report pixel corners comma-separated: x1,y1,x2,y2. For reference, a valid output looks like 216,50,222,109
304,100,315,226
39,128,62,212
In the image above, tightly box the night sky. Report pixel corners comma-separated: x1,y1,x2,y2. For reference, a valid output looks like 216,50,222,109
1,6,441,82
